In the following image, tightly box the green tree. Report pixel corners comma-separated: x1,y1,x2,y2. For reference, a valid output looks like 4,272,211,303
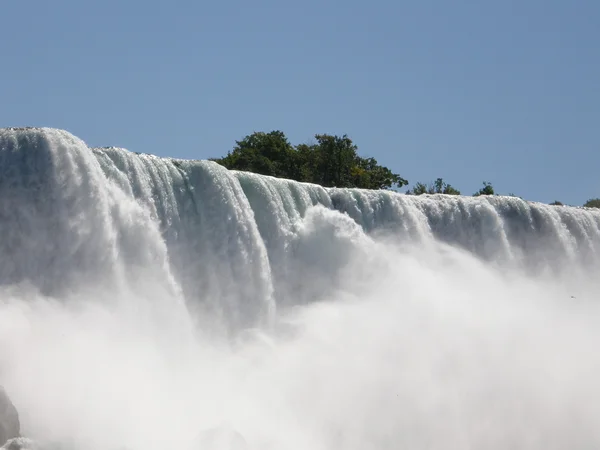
406,178,460,195
211,131,296,178
583,198,600,208
407,182,428,195
293,143,319,183
213,131,407,190
312,134,358,187
550,200,564,206
473,181,495,196
350,155,408,190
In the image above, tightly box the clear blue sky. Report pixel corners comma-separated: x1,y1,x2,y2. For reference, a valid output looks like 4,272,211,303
1,0,598,205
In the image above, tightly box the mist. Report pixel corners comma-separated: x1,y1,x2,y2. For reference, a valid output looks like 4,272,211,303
1,232,599,450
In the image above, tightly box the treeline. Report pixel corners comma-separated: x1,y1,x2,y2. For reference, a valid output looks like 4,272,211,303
406,177,600,208
405,178,495,197
211,131,407,190
212,130,599,208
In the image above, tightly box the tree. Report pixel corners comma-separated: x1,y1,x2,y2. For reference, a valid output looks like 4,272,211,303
406,178,460,195
312,134,358,188
350,155,408,190
406,182,428,195
434,177,460,195
293,143,319,183
583,198,600,208
550,201,564,206
212,131,408,190
210,131,296,178
473,181,495,196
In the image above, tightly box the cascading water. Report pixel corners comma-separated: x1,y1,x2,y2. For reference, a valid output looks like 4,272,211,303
0,127,599,450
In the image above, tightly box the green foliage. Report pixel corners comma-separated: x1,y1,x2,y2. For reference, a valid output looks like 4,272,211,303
583,198,600,208
407,182,428,195
212,131,408,190
209,131,295,178
473,181,495,196
212,135,597,206
406,178,460,195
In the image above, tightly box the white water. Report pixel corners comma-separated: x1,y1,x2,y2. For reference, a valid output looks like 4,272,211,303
0,128,599,449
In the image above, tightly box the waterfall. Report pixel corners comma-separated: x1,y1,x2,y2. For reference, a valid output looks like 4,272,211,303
0,127,598,450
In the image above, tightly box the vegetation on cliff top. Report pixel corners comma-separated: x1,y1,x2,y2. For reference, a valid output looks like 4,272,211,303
212,130,598,207
211,131,407,190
